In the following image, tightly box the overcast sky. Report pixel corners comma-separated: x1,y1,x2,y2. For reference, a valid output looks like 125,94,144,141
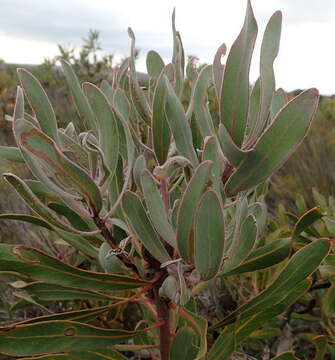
0,0,334,94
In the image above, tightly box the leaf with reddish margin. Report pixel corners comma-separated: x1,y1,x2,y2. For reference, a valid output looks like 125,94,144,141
220,0,258,146
225,89,319,196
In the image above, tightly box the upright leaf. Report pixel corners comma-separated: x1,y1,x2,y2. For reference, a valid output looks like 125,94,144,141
271,88,288,120
213,43,227,100
220,0,258,146
60,60,96,130
176,161,212,262
164,77,199,167
194,190,225,280
146,50,165,78
17,69,59,144
122,191,171,263
249,11,282,143
152,71,171,165
141,170,176,248
222,214,257,273
190,65,214,138
83,83,119,180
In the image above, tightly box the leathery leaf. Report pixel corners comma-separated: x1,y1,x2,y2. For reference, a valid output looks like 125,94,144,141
220,0,257,146
83,83,119,180
225,89,319,196
0,320,156,356
164,76,199,167
0,244,149,291
3,173,95,235
60,60,96,130
17,68,59,144
191,65,214,138
222,214,257,273
146,50,165,78
212,238,330,328
176,161,213,263
224,238,291,276
0,146,24,162
249,11,282,143
15,119,102,214
21,349,127,360
179,307,207,360
141,169,176,248
122,191,171,264
152,70,171,165
194,190,225,280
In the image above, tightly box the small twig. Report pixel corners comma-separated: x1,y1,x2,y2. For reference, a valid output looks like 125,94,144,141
93,215,139,274
309,281,331,291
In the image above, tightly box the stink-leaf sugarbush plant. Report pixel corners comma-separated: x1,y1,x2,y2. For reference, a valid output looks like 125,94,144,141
0,1,330,359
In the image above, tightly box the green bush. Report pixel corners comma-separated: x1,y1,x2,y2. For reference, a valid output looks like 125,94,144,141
0,1,331,359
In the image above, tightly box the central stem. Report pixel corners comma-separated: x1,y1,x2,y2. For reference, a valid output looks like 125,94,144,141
154,286,171,360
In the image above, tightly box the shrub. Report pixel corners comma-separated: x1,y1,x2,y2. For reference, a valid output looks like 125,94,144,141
0,1,329,359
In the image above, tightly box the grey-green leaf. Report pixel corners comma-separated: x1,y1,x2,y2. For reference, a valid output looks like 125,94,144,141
141,169,176,248
176,161,213,263
164,77,199,167
122,191,171,264
194,190,225,280
17,68,59,144
60,60,96,130
220,0,258,146
225,88,319,196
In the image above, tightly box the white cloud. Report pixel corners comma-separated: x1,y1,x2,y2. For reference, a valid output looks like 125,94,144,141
0,0,334,94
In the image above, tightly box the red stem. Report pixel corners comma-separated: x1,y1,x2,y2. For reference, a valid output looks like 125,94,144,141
154,287,171,360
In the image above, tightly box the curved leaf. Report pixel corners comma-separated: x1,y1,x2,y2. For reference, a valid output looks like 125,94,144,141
0,213,53,230
218,124,250,167
213,238,330,328
223,214,257,273
248,11,282,143
17,68,59,143
292,206,324,241
191,65,214,138
224,238,291,276
15,119,102,214
213,43,227,100
225,88,319,196
220,0,258,146
60,60,96,130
